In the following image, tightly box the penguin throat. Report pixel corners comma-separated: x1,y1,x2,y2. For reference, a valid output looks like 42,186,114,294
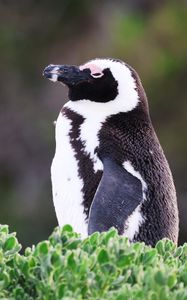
65,90,139,119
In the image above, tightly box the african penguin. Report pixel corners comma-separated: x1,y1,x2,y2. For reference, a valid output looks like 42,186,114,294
43,58,179,246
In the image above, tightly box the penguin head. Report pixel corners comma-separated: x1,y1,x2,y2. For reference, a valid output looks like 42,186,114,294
43,58,147,113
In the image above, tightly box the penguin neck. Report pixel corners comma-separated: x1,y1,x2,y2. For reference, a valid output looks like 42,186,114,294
64,96,149,124
64,89,139,118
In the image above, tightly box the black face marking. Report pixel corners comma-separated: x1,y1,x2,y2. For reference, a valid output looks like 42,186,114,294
68,68,118,102
62,107,102,219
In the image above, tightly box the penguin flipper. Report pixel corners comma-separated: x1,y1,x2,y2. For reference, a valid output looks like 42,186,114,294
88,157,143,235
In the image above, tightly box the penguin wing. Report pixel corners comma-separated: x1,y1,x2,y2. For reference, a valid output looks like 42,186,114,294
88,157,143,235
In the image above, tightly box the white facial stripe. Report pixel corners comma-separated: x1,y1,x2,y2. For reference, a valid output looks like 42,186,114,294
90,59,139,111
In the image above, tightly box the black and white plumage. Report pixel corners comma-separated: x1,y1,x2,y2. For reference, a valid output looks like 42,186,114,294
43,58,179,246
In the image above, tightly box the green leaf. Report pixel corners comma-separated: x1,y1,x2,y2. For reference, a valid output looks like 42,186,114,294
102,228,118,244
38,241,49,255
142,249,157,264
117,254,132,267
3,236,17,251
66,239,81,250
25,247,32,257
167,274,177,288
165,239,175,252
133,242,145,253
62,224,73,232
116,294,127,300
58,283,65,298
149,291,159,300
174,246,183,258
0,225,9,235
89,232,100,245
28,256,36,268
181,272,187,285
111,275,125,287
101,263,116,274
97,249,109,264
51,252,61,266
154,270,166,285
67,252,76,271
156,240,165,255
0,272,10,288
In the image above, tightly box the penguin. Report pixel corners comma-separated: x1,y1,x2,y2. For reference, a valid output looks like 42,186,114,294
43,58,179,246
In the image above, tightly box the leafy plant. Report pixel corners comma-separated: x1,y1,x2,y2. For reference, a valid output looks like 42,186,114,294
0,224,187,299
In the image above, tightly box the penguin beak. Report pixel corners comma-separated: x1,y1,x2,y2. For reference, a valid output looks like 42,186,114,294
43,64,91,86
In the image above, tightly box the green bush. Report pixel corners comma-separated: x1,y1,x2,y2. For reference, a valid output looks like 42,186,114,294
0,225,187,300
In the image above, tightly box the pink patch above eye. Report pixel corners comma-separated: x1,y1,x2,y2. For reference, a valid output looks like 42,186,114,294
79,63,104,77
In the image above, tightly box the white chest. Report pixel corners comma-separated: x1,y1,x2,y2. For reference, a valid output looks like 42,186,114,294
51,112,87,236
51,109,103,238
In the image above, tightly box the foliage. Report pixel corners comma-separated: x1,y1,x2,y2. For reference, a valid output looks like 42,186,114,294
0,225,187,300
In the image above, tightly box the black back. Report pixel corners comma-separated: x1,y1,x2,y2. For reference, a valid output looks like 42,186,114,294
98,106,178,246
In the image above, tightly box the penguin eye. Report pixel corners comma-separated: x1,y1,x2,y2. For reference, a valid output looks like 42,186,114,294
91,72,103,78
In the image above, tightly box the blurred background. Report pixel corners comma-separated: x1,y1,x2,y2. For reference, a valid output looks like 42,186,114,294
0,0,186,248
